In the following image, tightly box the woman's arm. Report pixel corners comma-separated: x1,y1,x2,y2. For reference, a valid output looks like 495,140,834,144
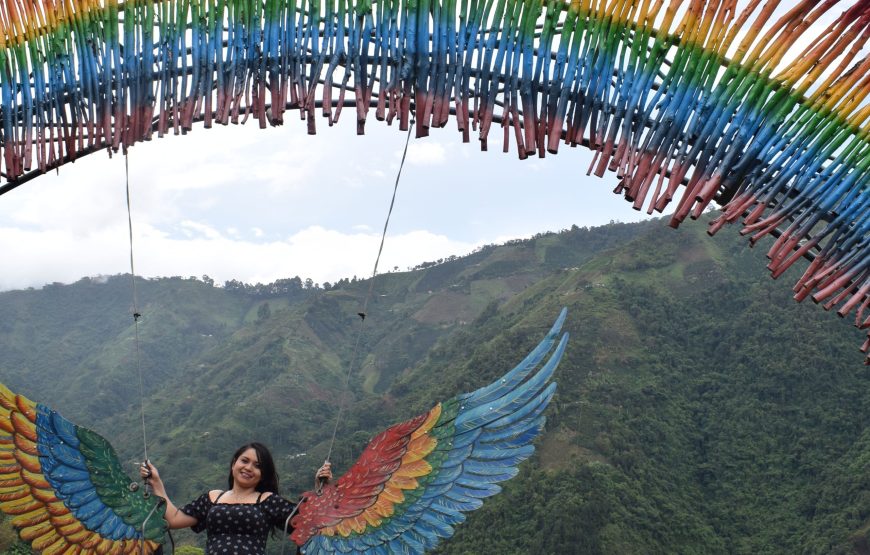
140,461,200,530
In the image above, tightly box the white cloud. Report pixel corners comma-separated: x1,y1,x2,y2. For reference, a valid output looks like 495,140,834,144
0,101,658,294
0,222,479,291
406,141,447,165
179,220,223,240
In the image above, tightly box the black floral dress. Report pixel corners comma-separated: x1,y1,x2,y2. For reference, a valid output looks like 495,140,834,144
181,491,297,554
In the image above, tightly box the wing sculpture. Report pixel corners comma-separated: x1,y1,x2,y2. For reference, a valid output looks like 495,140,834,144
0,384,166,554
291,308,568,554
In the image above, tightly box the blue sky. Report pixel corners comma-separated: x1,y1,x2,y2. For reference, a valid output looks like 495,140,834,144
0,119,656,291
0,0,857,292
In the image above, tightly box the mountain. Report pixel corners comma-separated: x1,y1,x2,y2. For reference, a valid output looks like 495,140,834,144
0,216,866,554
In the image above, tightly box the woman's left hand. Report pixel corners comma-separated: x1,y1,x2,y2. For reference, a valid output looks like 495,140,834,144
315,462,333,484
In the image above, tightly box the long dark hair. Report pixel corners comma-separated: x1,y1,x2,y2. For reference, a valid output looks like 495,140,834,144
227,442,280,494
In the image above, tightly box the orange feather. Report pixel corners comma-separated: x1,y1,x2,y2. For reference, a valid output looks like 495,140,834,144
14,395,36,419
11,412,36,443
15,450,41,473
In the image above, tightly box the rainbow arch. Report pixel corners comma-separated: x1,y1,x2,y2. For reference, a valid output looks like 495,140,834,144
0,0,867,360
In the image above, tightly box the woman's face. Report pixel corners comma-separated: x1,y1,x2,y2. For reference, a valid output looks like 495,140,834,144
231,447,262,490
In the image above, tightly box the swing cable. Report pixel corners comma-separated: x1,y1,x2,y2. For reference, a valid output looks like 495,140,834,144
125,154,171,555
125,154,150,467
315,119,415,495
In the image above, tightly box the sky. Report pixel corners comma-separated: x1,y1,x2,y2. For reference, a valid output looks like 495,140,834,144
0,119,658,292
0,0,859,293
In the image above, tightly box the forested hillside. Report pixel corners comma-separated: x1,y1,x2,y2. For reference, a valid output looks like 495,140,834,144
0,216,866,554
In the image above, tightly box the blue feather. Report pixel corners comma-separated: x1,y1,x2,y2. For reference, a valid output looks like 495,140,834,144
459,308,566,407
418,480,453,499
398,530,426,553
57,479,95,496
47,442,89,470
439,444,473,469
304,311,567,555
387,536,413,554
427,464,463,486
436,492,483,512
470,443,534,462
480,424,543,449
428,501,466,524
482,385,555,431
454,335,565,432
418,511,454,537
462,462,519,481
65,488,99,508
443,490,485,511
330,537,352,553
447,427,481,450
479,415,546,445
453,479,501,497
48,410,80,446
46,463,92,482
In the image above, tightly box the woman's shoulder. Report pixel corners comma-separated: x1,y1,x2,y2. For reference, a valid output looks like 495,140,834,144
258,492,296,507
206,489,224,503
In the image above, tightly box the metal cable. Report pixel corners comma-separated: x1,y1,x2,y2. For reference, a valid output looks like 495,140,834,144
125,154,150,464
319,119,415,483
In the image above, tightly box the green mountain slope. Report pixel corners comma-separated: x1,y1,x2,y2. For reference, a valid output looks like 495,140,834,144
0,217,866,554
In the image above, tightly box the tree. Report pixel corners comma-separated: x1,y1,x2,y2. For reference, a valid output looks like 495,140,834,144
257,303,271,322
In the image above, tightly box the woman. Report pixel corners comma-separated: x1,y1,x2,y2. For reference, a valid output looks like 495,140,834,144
140,442,332,554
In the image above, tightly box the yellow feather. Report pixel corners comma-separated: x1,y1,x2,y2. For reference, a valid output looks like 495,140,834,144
385,474,417,489
393,459,431,479
31,486,59,504
371,495,396,517
58,520,85,536
95,537,115,554
411,405,441,440
49,510,76,525
19,519,53,540
11,506,49,527
378,485,404,503
32,531,66,552
345,515,366,535
0,487,30,501
0,385,16,410
59,543,82,555
61,528,92,543
1,496,42,515
72,531,102,548
405,433,437,460
335,520,352,537
363,511,384,528
42,541,75,555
